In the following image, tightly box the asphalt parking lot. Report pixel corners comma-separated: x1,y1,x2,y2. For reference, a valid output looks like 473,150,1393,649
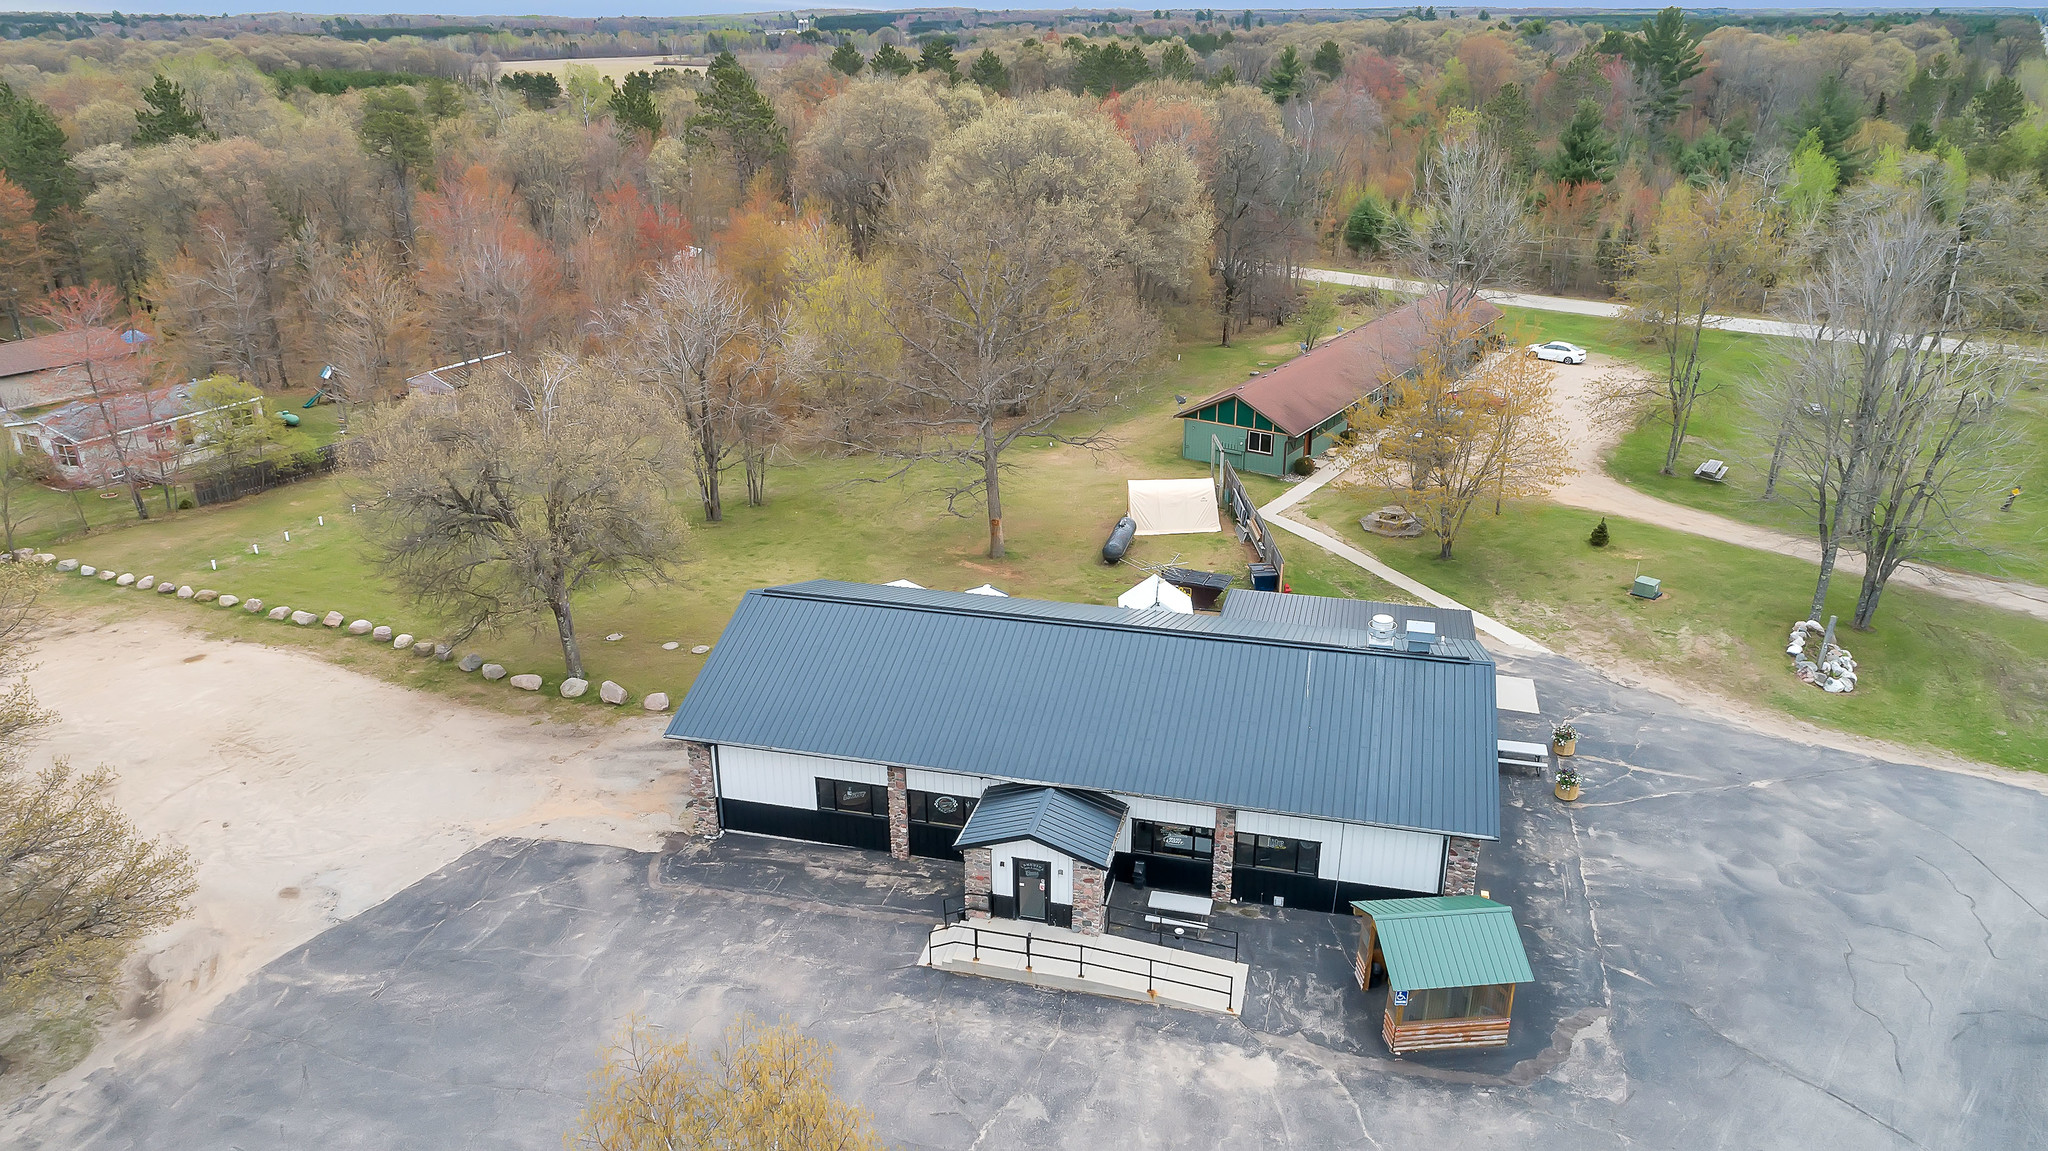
10,651,2047,1149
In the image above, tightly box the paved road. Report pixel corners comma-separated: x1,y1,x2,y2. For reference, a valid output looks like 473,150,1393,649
10,651,2044,1149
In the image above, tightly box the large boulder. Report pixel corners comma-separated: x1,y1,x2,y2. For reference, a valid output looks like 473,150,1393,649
481,663,507,680
371,625,392,641
392,633,414,649
217,594,239,608
413,639,436,656
642,692,669,712
78,565,95,577
559,677,588,698
193,589,218,602
115,573,135,587
243,598,263,613
662,641,680,651
509,674,542,691
290,610,317,625
599,681,627,705
98,569,117,581
458,654,484,672
433,644,452,661
348,619,372,635
267,606,292,620
136,576,155,590
322,611,344,627
157,581,179,596
691,645,711,655
32,554,54,564
55,559,77,572
176,585,195,599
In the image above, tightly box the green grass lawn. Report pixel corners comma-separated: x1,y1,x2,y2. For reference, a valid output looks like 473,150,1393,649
1296,484,2048,771
1506,306,2048,586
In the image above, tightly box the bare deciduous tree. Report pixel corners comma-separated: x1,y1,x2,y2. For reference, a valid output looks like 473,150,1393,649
36,284,152,521
792,79,947,259
1402,128,1527,317
300,232,419,428
358,351,687,679
1209,88,1311,345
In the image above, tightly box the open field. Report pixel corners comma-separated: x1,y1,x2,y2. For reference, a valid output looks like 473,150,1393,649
1295,486,2048,771
1507,307,2048,586
500,54,704,81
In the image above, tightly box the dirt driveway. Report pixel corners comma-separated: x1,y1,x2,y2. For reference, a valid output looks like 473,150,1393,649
6,611,683,1100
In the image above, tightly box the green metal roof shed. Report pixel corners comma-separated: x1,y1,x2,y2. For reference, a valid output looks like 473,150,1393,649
1350,896,1534,991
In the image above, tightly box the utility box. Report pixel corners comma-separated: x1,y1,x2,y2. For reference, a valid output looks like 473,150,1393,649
1630,575,1663,600
1249,563,1280,592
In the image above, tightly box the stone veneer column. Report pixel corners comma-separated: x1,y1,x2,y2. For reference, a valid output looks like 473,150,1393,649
1210,807,1237,902
963,847,993,919
1072,861,1108,936
681,741,721,839
1441,836,1481,896
886,766,910,860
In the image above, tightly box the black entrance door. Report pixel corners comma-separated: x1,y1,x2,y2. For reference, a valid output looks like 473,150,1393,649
1015,859,1050,922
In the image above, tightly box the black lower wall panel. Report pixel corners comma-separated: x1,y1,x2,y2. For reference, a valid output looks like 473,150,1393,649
908,823,964,861
1048,903,1073,929
1231,868,1342,913
721,799,889,853
1113,852,1212,895
990,894,1018,919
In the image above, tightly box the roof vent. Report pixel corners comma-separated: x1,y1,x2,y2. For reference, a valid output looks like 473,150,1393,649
1404,620,1437,653
1366,613,1398,648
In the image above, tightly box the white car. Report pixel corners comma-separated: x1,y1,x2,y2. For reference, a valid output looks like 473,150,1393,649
1528,340,1588,365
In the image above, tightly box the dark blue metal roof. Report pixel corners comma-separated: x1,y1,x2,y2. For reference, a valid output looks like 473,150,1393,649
665,581,1500,840
1222,588,1478,642
954,784,1128,868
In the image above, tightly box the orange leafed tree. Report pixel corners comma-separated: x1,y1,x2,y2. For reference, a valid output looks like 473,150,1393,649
1341,307,1571,560
570,1014,885,1151
572,183,693,321
415,164,564,360
0,175,45,340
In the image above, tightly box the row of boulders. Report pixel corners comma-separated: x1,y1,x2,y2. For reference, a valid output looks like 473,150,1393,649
39,550,671,711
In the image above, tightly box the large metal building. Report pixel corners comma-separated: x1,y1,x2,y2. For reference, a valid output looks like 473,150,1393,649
663,581,1501,926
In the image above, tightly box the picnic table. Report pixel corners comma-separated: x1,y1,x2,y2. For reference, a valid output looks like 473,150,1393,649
1694,459,1730,482
1146,889,1214,931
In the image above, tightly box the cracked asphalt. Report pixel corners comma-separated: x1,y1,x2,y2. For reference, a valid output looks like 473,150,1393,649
8,651,2046,1149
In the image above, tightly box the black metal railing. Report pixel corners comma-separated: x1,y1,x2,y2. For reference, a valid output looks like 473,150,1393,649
939,895,968,924
1104,905,1241,963
927,920,1240,1015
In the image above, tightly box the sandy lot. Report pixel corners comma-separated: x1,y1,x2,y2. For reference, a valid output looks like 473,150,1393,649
8,611,685,1101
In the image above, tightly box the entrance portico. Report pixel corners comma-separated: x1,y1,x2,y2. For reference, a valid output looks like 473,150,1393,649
956,784,1125,936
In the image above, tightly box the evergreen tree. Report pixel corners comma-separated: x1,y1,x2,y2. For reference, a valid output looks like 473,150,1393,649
687,52,790,186
827,40,865,76
1478,81,1538,181
500,70,561,109
133,74,207,144
1972,75,2026,138
1343,193,1394,255
1157,42,1198,82
869,42,915,78
1790,73,1865,182
917,39,961,85
1312,39,1344,82
968,48,1011,94
1625,6,1703,132
1260,45,1306,104
608,69,663,138
1588,517,1609,547
1070,42,1151,96
358,88,432,238
1545,98,1618,186
0,80,81,218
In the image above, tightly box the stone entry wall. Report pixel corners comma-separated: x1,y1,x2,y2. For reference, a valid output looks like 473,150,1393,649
887,766,910,860
681,741,721,838
1210,807,1237,902
1073,860,1108,936
1441,836,1481,895
964,847,992,919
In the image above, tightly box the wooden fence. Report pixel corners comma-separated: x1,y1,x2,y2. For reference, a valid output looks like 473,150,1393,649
189,442,342,507
1210,436,1283,580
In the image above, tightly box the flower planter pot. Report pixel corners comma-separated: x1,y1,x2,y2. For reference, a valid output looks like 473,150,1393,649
1552,738,1577,757
1554,781,1581,802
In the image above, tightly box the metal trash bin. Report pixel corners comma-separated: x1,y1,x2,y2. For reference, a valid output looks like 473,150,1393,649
1133,861,1147,889
1249,563,1279,591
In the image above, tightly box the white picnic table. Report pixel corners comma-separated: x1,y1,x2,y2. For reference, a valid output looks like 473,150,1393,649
1147,890,1215,922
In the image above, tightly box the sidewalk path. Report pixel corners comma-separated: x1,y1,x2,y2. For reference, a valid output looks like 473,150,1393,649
1259,465,1552,653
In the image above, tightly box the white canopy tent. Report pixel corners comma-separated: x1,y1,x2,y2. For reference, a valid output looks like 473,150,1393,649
964,584,1008,597
1117,574,1194,614
1128,478,1221,536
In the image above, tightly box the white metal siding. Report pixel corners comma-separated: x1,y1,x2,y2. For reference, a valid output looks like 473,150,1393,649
718,746,887,808
1235,810,1444,891
1120,796,1219,828
989,840,1075,904
1234,810,1348,880
905,768,994,797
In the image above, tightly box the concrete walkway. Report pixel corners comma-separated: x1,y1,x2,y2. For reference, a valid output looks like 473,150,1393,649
1259,465,1551,653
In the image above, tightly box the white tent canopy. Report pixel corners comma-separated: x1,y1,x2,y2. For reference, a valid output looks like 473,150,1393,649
1128,478,1221,536
964,584,1008,597
1117,574,1194,614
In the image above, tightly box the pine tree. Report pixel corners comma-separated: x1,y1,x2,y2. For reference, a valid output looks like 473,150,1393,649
870,42,915,78
133,74,208,144
1260,45,1306,104
1312,39,1344,81
687,52,790,186
608,70,663,139
1545,99,1618,187
1625,6,1704,132
1343,194,1394,255
1479,81,1538,181
917,39,961,85
0,80,80,219
1972,75,2026,138
827,40,865,76
1791,73,1865,182
1157,42,1198,82
968,48,1011,94
1588,517,1609,547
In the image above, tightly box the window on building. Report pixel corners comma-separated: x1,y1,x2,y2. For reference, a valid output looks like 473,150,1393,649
1403,983,1512,1021
1132,820,1212,859
815,778,883,816
907,790,976,827
1245,430,1274,455
1235,833,1321,875
53,441,80,468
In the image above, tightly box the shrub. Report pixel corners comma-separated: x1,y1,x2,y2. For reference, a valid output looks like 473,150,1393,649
1588,517,1609,547
177,497,194,510
1293,457,1316,476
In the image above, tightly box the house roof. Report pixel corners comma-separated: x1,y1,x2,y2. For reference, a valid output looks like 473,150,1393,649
1222,588,1478,642
1351,895,1534,991
954,784,1128,868
1177,291,1504,437
0,328,140,380
405,351,510,395
664,581,1500,840
7,381,217,444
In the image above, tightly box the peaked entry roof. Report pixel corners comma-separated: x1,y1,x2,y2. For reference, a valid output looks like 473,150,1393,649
1351,896,1534,991
954,784,1128,868
664,581,1501,840
1178,290,1504,437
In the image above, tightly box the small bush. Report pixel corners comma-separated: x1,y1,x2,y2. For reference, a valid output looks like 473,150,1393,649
177,497,194,510
1588,517,1610,547
1293,457,1316,476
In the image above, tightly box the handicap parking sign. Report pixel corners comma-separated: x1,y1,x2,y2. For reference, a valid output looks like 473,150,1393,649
1392,990,1409,1006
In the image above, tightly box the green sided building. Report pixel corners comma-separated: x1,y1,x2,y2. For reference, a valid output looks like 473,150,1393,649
1178,291,1502,476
